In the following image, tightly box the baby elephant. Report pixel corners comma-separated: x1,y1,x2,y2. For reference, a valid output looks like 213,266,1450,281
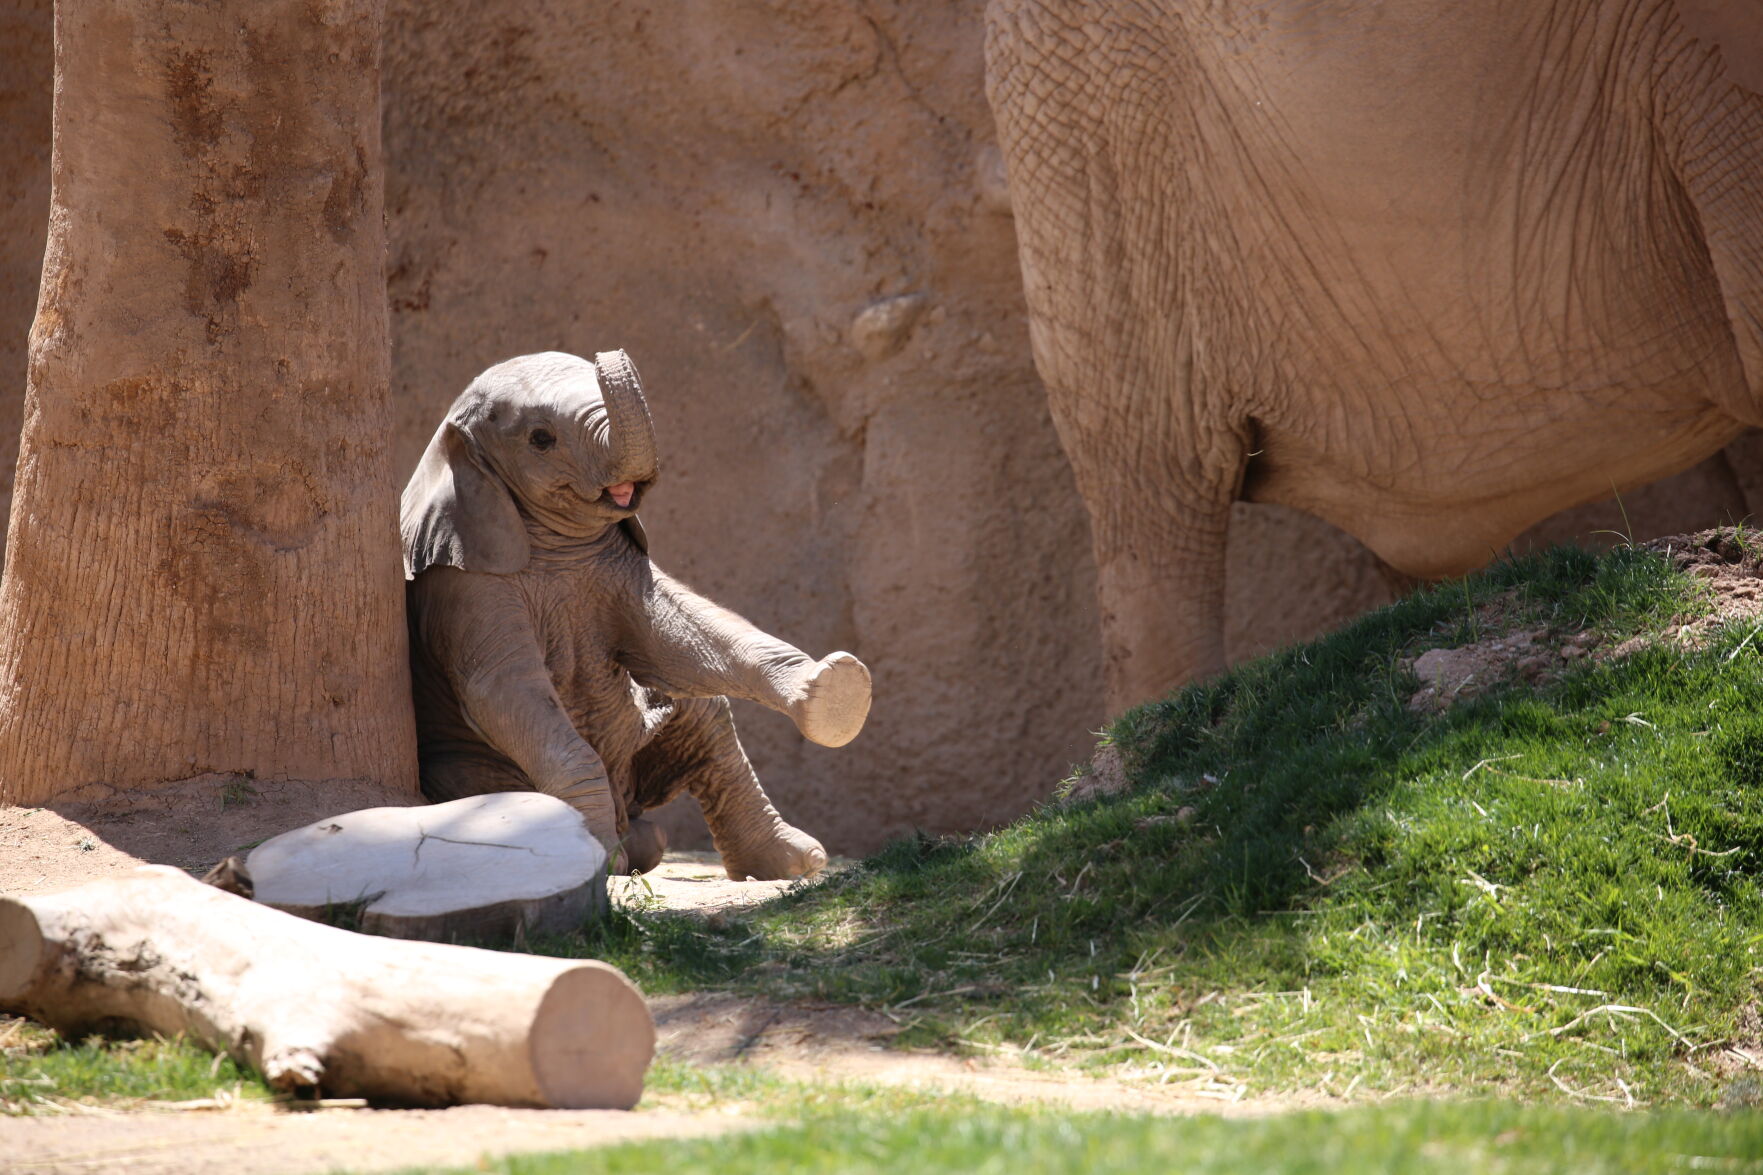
401,350,870,880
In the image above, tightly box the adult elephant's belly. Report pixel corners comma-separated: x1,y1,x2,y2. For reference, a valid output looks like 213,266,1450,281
1242,379,1747,581
1228,141,1756,580
1210,5,1761,581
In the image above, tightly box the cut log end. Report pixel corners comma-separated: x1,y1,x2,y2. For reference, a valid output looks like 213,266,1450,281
530,962,656,1110
263,1045,328,1092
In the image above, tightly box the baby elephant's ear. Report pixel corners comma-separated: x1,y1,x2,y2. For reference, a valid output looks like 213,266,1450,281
401,421,529,578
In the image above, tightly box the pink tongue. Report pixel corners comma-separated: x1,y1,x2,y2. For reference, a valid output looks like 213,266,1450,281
607,482,635,508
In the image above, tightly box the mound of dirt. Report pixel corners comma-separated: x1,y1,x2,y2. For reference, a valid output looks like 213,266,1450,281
1058,743,1131,807
1405,624,1601,713
1404,530,1763,713
1631,529,1763,645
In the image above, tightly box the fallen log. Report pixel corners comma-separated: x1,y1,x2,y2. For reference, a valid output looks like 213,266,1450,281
0,867,653,1108
241,792,608,943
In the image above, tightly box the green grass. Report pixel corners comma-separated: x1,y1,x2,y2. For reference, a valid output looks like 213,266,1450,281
404,1098,1763,1174
533,541,1763,1103
0,1016,268,1113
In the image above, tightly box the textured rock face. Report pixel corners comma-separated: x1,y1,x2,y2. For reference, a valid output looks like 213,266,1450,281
1,0,1759,850
377,2,1102,852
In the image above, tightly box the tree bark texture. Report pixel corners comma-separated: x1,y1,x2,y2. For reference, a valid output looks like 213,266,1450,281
0,867,654,1108
0,0,418,804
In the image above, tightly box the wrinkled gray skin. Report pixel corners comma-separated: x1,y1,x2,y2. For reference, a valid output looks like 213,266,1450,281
401,351,872,880
987,0,1763,711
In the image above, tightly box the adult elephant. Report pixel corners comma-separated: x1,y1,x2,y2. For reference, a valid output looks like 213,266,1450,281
986,0,1763,710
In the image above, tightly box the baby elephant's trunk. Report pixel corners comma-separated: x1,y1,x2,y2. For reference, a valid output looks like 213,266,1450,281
595,350,658,483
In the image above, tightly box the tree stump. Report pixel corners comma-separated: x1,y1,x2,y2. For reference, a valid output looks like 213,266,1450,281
0,867,652,1108
242,792,609,942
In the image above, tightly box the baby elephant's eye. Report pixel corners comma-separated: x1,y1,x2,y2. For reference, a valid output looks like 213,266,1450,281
529,428,556,452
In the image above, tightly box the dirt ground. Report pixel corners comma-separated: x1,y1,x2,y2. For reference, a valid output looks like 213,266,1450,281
0,825,1316,1175
0,776,418,898
648,990,1297,1117
0,1104,745,1175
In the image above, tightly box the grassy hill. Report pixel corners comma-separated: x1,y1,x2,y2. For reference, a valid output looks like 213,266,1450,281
580,536,1763,1106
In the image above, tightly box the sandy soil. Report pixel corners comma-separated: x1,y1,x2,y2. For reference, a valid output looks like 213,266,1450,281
649,991,1305,1117
610,851,828,919
0,1105,746,1175
0,776,417,898
0,826,1314,1174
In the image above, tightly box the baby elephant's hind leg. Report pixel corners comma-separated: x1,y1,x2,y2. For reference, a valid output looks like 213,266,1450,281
631,696,826,881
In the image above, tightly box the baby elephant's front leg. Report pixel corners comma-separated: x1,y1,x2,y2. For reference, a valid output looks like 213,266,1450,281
629,569,872,746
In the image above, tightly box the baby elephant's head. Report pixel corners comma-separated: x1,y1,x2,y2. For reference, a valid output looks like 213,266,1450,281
402,350,659,578
458,350,658,530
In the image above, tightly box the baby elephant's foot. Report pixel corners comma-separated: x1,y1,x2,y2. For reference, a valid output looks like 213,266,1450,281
789,652,872,748
619,816,668,875
718,822,828,882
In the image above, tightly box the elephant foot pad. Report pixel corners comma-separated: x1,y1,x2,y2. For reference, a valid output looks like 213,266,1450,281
793,652,873,748
231,792,609,943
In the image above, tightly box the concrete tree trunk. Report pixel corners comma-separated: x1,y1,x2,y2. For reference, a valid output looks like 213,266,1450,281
0,0,418,805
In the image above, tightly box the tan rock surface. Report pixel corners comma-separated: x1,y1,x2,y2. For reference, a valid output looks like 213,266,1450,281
3,1,1762,850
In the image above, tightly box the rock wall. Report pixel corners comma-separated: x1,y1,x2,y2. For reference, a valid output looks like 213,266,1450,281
1,0,1759,851
377,1,1103,851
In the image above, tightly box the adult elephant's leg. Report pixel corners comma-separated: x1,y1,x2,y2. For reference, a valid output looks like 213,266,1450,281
995,101,1250,709
1657,25,1763,429
1059,394,1247,712
629,696,825,882
987,1,1246,711
1094,504,1233,710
